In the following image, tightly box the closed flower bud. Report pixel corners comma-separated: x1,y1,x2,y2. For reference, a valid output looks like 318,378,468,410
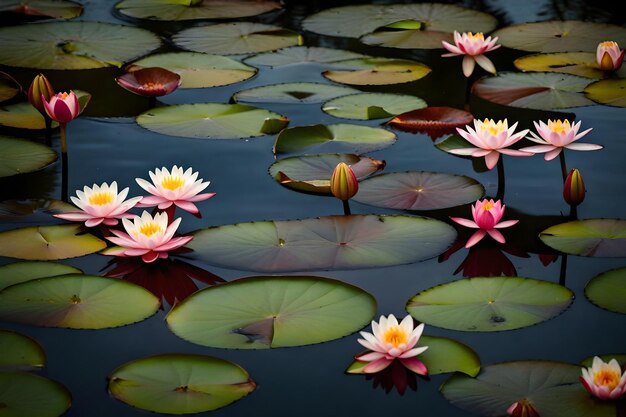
27,73,54,116
330,162,358,201
596,41,624,71
563,168,585,206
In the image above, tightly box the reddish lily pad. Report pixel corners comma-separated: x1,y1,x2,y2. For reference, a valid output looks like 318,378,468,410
323,57,431,86
539,219,626,257
0,261,81,291
322,93,427,120
514,52,626,79
386,106,474,140
0,330,46,371
244,46,368,67
116,67,181,97
0,136,57,178
0,372,71,417
232,82,359,104
584,78,626,107
585,266,626,314
0,0,83,19
115,0,281,21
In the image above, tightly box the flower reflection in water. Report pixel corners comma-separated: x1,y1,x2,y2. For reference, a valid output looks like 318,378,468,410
362,359,421,396
439,239,529,277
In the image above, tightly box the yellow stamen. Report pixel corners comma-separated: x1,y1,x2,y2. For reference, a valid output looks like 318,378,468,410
467,32,485,41
548,119,570,134
480,119,506,136
138,222,161,237
383,326,409,347
482,201,494,211
161,175,184,190
60,92,69,99
600,41,618,48
594,369,621,391
88,192,113,206
143,82,165,90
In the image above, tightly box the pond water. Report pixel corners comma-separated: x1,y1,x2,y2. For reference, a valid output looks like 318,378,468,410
1,0,625,416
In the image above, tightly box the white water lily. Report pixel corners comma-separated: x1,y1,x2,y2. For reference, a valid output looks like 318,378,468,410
520,119,601,161
442,31,501,77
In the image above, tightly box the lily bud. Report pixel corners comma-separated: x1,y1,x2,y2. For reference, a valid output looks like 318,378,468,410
507,399,540,417
563,168,585,206
27,73,54,117
330,162,358,201
596,41,624,71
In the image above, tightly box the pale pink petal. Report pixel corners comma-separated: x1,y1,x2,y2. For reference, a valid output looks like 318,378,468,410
487,228,506,243
450,217,480,228
156,235,193,252
362,357,393,374
84,218,104,227
484,151,500,170
398,346,428,359
494,219,518,228
399,357,428,375
137,195,169,207
448,148,480,156
185,192,216,202
544,148,563,161
357,338,378,352
498,149,533,157
174,200,199,214
355,351,385,362
54,212,94,221
122,248,151,256
465,230,487,248
441,41,463,55
564,143,603,151
519,145,555,154
471,149,492,157
462,56,475,77
474,54,496,74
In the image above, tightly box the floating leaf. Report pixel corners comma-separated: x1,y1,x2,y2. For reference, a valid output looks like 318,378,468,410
584,78,626,107
273,124,396,156
441,361,615,417
130,52,257,89
0,71,21,103
0,224,106,260
585,266,626,314
322,93,427,120
0,275,160,329
514,52,626,79
0,261,81,291
353,172,484,211
0,0,83,19
186,214,456,272
0,21,161,69
115,0,281,21
386,106,474,140
166,275,376,349
0,199,76,224
136,103,288,139
0,372,71,417
493,20,626,53
244,46,367,67
0,136,57,178
406,277,573,332
0,102,58,129
0,330,46,371
172,22,302,56
472,72,594,109
539,219,626,257
232,82,359,104
323,57,431,86
268,153,385,194
108,354,255,414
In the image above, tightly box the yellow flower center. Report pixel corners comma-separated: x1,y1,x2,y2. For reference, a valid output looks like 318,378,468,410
383,326,409,347
161,175,184,190
482,201,494,211
600,41,618,48
467,32,485,41
594,369,621,391
138,222,161,237
479,118,507,136
60,92,69,99
548,119,570,134
143,82,165,90
88,192,113,206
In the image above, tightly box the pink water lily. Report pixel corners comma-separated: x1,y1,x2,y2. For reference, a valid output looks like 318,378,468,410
450,118,532,169
450,199,519,248
356,314,428,375
104,211,193,263
442,31,501,77
580,356,626,400
42,90,80,124
596,41,624,71
519,119,601,161
115,67,181,97
54,181,141,227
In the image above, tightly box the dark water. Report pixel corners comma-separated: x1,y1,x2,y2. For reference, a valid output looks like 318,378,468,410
1,1,625,416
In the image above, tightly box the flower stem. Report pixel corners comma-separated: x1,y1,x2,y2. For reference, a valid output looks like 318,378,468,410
149,96,157,109
59,123,68,202
558,254,568,286
44,117,52,147
59,123,67,154
342,200,351,216
559,152,568,183
495,156,505,201
569,204,578,220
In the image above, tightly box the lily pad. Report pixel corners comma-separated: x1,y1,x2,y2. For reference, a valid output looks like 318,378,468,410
441,361,615,417
129,52,257,89
0,136,57,178
514,52,626,79
0,275,160,329
584,78,626,107
493,20,626,53
323,57,431,86
0,330,46,371
585,266,626,314
166,275,376,349
472,72,595,109
0,102,58,130
232,82,359,104
539,219,626,257
0,261,81,291
244,46,368,67
136,103,288,139
0,372,71,417
115,0,281,21
0,0,83,19
108,354,255,414
172,22,302,56
273,124,396,156
186,214,456,272
0,71,20,103
0,199,76,224
406,277,574,332
386,106,474,140
268,153,385,194
0,21,161,69
322,93,427,120
346,335,480,377
0,224,106,260
353,172,485,211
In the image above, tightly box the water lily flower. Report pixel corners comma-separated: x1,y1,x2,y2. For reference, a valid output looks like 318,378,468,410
507,399,540,417
115,67,181,97
580,356,626,400
104,211,193,263
356,314,428,375
330,162,359,201
42,90,80,124
596,41,624,71
450,199,519,248
136,166,215,215
54,181,141,227
441,31,501,77
519,119,600,161
563,168,585,206
450,118,531,169
27,73,55,117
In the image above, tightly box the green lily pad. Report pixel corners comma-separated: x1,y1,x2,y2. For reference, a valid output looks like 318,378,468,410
353,172,485,211
166,275,376,349
273,124,396,156
0,275,160,329
0,330,46,371
268,153,385,194
472,71,595,109
493,20,626,53
585,266,626,314
0,372,71,417
0,261,81,291
406,277,574,332
172,22,302,56
130,52,257,89
539,219,626,257
0,0,83,19
0,102,58,130
136,103,288,139
108,354,255,414
0,72,20,103
0,136,57,178
346,335,480,377
323,57,431,86
322,93,427,120
302,4,496,40
0,21,161,69
244,46,368,67
115,0,281,21
186,214,456,272
581,354,626,368
441,361,615,417
584,78,626,107
232,82,359,104
0,224,106,260
0,199,76,223
514,52,626,79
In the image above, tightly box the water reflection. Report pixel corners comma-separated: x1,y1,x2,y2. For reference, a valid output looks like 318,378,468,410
359,359,423,396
